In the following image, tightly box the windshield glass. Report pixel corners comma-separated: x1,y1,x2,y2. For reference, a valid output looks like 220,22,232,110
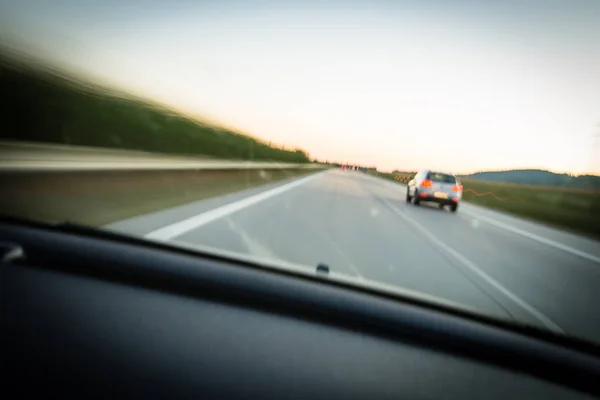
428,173,456,184
1,0,599,346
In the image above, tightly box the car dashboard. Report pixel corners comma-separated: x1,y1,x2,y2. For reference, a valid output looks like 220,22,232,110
1,219,599,399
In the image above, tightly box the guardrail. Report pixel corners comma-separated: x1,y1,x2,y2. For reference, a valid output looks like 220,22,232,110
0,140,325,172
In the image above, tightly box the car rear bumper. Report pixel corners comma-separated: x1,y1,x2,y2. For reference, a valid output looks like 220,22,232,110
418,193,460,205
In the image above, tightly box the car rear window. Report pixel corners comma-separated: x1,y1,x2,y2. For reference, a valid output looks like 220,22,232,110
428,173,456,183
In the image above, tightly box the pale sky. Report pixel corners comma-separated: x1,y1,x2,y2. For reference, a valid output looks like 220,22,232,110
1,0,599,174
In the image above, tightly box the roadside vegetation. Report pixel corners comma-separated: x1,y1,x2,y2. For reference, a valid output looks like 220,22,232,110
466,169,600,191
370,170,600,239
0,48,321,225
0,169,316,226
460,179,600,238
0,50,310,163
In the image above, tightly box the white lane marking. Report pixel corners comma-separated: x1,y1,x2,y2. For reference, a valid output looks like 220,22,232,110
226,219,276,258
384,200,563,333
461,210,600,265
145,171,325,240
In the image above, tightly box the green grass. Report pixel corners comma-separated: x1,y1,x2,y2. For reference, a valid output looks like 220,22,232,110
460,179,600,238
370,171,600,239
0,169,318,226
0,51,310,163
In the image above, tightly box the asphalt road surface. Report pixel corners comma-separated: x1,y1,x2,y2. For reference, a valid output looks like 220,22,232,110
107,169,600,344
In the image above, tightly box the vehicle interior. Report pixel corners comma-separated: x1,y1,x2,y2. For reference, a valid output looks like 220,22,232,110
2,217,600,399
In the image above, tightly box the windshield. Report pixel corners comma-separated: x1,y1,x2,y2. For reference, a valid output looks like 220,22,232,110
1,0,599,346
428,172,456,184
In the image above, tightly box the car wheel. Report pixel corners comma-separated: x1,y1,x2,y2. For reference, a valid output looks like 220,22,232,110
406,190,412,203
413,190,421,205
450,203,458,212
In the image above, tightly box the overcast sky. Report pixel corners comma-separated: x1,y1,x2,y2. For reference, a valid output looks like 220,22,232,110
1,0,599,173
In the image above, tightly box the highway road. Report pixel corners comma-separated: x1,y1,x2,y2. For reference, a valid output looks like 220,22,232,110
107,169,600,344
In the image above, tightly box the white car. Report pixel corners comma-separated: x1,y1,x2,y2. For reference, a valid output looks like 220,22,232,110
406,170,463,212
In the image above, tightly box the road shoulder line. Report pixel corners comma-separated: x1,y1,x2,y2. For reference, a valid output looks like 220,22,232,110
145,171,326,240
460,210,600,265
383,199,563,333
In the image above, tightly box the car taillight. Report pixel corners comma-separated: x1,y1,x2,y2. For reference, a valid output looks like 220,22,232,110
452,184,463,192
421,179,432,187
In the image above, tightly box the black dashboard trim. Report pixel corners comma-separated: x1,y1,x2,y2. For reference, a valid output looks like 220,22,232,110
1,219,600,396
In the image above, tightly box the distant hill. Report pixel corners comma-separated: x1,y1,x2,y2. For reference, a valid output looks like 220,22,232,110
462,169,600,190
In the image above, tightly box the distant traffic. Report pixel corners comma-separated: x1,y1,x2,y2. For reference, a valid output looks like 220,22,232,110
342,165,367,173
